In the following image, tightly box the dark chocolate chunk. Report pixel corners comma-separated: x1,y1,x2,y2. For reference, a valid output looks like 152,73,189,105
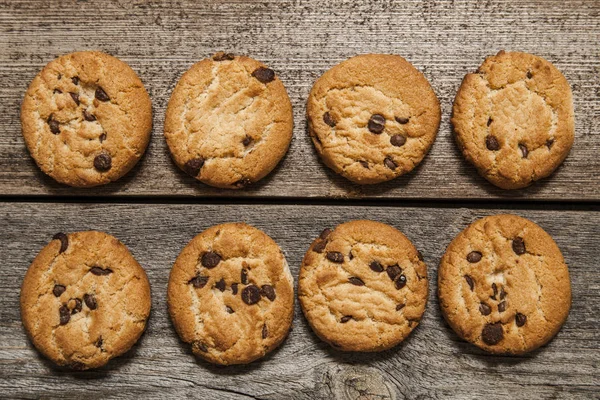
95,87,110,102
53,284,66,297
260,285,276,301
326,251,344,263
241,284,261,305
93,153,112,172
481,322,504,345
83,293,97,310
52,232,68,253
184,158,204,177
252,67,275,83
201,251,221,268
467,251,482,263
90,266,112,276
348,277,365,286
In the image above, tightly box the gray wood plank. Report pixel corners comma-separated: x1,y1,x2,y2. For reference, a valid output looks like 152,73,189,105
0,203,597,399
0,0,599,200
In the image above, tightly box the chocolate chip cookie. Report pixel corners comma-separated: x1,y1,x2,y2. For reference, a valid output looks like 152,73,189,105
21,51,152,187
438,214,571,354
167,223,294,364
452,51,574,189
298,220,428,351
164,52,293,189
20,231,151,369
306,54,441,184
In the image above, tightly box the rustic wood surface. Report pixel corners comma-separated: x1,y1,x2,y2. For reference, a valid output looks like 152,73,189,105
0,0,599,200
0,203,598,399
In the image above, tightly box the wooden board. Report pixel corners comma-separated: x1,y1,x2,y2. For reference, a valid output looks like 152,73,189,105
0,0,599,200
0,203,598,399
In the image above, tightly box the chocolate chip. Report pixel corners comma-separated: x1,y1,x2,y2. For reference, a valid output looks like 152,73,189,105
390,134,406,147
486,135,500,151
384,157,397,170
386,265,402,281
57,74,62,80
251,67,275,83
70,298,82,314
515,313,527,327
499,287,506,300
487,117,493,126
215,278,226,292
234,178,252,188
368,114,386,134
83,293,97,310
519,144,528,158
396,304,405,311
59,305,70,325
326,252,344,263
241,269,248,285
193,341,208,353
481,322,504,345
498,301,506,312
491,283,498,300
69,92,80,106
323,112,336,127
189,275,208,289
226,306,234,314
359,160,369,169
184,158,204,177
95,336,103,348
48,116,60,135
231,283,238,295
52,232,68,253
99,133,106,143
72,76,79,85
313,241,326,253
83,110,96,122
546,139,554,149
201,251,221,268
369,261,384,273
213,52,235,61
53,89,62,94
479,303,491,315
90,266,112,276
466,251,482,263
241,284,261,305
512,237,526,255
319,228,332,240
395,116,409,124
53,284,66,297
262,324,268,339
260,285,276,301
340,315,352,323
95,87,110,102
349,277,364,286
93,153,112,172
465,275,474,291
348,252,354,261
526,70,533,79
395,275,407,289
242,136,253,146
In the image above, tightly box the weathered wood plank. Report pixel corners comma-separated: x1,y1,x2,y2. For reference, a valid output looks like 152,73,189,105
0,0,599,199
0,203,598,399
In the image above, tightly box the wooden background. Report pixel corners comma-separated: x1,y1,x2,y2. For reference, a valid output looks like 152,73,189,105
0,0,599,399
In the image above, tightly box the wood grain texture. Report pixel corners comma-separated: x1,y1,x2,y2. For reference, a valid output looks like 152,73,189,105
0,0,599,200
0,203,598,399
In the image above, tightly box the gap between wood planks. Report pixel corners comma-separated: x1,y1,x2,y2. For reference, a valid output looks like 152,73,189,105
0,194,598,211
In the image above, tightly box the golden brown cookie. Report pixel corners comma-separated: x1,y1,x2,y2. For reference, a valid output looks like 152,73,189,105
167,223,294,365
164,52,293,189
452,51,574,189
20,51,152,187
298,220,428,351
306,54,441,184
20,231,152,369
438,214,571,354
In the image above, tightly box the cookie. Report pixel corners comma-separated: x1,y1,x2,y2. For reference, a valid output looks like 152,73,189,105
306,54,441,184
452,51,574,189
164,52,293,189
167,223,294,365
298,220,428,352
438,214,571,354
21,51,152,187
20,231,151,369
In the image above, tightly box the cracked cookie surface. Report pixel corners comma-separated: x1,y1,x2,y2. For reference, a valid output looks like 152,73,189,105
438,214,571,354
21,51,152,187
298,220,428,351
306,54,441,184
167,223,294,365
164,53,293,189
452,51,574,189
20,231,151,369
